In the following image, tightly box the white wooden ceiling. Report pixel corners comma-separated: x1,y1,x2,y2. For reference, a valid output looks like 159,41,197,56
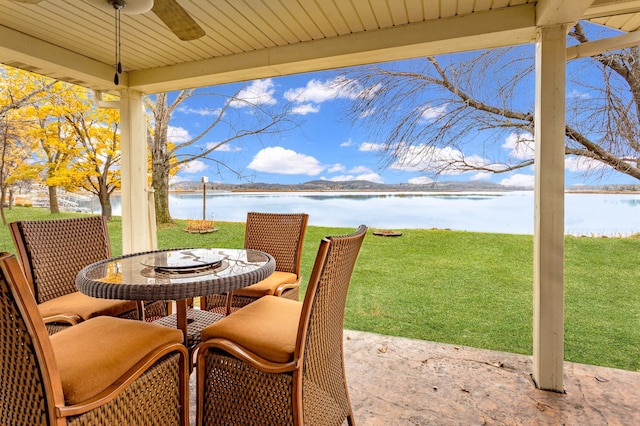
0,0,639,93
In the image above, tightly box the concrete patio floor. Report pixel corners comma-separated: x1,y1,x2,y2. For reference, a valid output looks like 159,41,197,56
189,329,639,425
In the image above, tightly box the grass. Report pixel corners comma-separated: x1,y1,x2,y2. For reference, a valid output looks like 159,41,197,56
1,206,638,372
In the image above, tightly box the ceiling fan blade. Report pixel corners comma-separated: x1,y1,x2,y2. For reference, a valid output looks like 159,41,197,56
152,0,205,41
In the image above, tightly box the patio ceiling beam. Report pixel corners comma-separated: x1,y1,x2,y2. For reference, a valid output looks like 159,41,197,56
567,30,640,59
129,4,537,93
536,0,594,26
582,0,640,20
0,25,118,91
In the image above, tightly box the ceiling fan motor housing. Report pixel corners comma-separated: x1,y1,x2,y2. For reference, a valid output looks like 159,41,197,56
90,0,153,14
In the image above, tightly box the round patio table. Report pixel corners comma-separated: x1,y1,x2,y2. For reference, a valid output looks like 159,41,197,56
76,247,275,346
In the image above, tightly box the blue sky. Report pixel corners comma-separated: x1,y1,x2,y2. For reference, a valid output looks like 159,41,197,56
165,47,638,188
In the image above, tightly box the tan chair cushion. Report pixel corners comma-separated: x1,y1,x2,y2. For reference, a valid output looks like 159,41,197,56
201,296,302,363
50,316,183,405
38,291,137,320
232,271,298,297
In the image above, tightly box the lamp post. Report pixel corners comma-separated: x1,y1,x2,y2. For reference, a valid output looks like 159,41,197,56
201,176,208,221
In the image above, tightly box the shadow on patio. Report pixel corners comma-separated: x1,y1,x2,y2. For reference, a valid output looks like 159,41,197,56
189,329,639,425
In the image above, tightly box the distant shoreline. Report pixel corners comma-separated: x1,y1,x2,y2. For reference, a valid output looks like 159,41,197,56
165,188,639,195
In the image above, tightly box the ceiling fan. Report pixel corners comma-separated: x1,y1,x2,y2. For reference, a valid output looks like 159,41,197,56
11,0,206,41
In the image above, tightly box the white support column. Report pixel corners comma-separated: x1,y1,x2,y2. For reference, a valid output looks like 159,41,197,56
119,89,153,254
533,25,566,392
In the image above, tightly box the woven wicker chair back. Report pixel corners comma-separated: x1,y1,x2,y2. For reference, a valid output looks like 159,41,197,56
297,225,367,424
11,216,111,304
244,212,308,275
0,253,57,425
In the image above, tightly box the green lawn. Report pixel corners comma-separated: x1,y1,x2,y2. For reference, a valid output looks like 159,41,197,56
1,207,638,371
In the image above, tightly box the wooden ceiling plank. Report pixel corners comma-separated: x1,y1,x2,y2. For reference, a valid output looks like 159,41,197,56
316,0,351,34
492,0,512,8
296,0,339,38
278,0,324,39
422,0,441,20
369,0,394,28
405,0,425,22
265,1,313,42
130,4,537,93
351,0,379,30
440,0,457,18
388,0,409,26
207,1,269,50
334,0,365,33
457,0,475,15
0,24,117,91
231,1,289,46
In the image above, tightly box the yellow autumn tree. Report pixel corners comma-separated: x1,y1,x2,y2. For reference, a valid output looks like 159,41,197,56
0,66,56,222
62,89,121,219
20,82,82,213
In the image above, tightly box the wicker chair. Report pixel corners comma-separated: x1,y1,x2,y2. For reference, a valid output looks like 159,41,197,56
0,252,190,426
196,225,367,425
10,216,167,334
203,212,309,315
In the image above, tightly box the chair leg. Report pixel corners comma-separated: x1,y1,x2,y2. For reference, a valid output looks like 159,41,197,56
136,300,145,321
225,291,233,315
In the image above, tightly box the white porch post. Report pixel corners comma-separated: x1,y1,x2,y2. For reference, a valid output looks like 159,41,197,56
533,24,566,392
119,89,154,254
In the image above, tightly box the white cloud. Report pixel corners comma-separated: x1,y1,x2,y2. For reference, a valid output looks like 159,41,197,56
502,132,535,160
284,76,364,104
356,172,384,183
247,147,324,175
177,106,221,116
568,89,590,99
230,79,276,108
359,108,375,118
327,163,346,173
420,104,448,121
470,172,492,181
564,156,606,172
359,142,384,151
327,172,383,183
167,126,191,143
181,160,208,174
390,144,489,175
205,141,242,152
500,174,534,187
408,176,433,185
348,165,373,174
340,138,353,147
291,103,320,115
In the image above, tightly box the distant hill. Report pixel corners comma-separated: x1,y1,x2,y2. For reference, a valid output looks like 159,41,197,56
172,179,528,192
171,179,639,192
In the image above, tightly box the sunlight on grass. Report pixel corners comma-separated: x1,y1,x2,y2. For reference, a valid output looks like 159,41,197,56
1,207,638,371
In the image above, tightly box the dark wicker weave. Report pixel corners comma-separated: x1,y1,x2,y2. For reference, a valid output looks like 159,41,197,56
196,225,367,426
154,309,223,348
0,252,190,426
204,212,308,313
10,216,167,334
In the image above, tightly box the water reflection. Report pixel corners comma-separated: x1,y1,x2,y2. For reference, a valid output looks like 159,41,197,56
110,191,640,237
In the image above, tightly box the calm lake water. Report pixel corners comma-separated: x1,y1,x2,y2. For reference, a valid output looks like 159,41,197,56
111,191,640,236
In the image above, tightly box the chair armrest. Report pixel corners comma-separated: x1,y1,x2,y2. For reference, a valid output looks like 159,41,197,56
273,277,301,297
43,313,83,326
195,338,298,374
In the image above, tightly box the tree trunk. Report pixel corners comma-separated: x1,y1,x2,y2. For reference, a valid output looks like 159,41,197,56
153,165,171,224
98,183,112,220
0,186,6,226
48,185,59,213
